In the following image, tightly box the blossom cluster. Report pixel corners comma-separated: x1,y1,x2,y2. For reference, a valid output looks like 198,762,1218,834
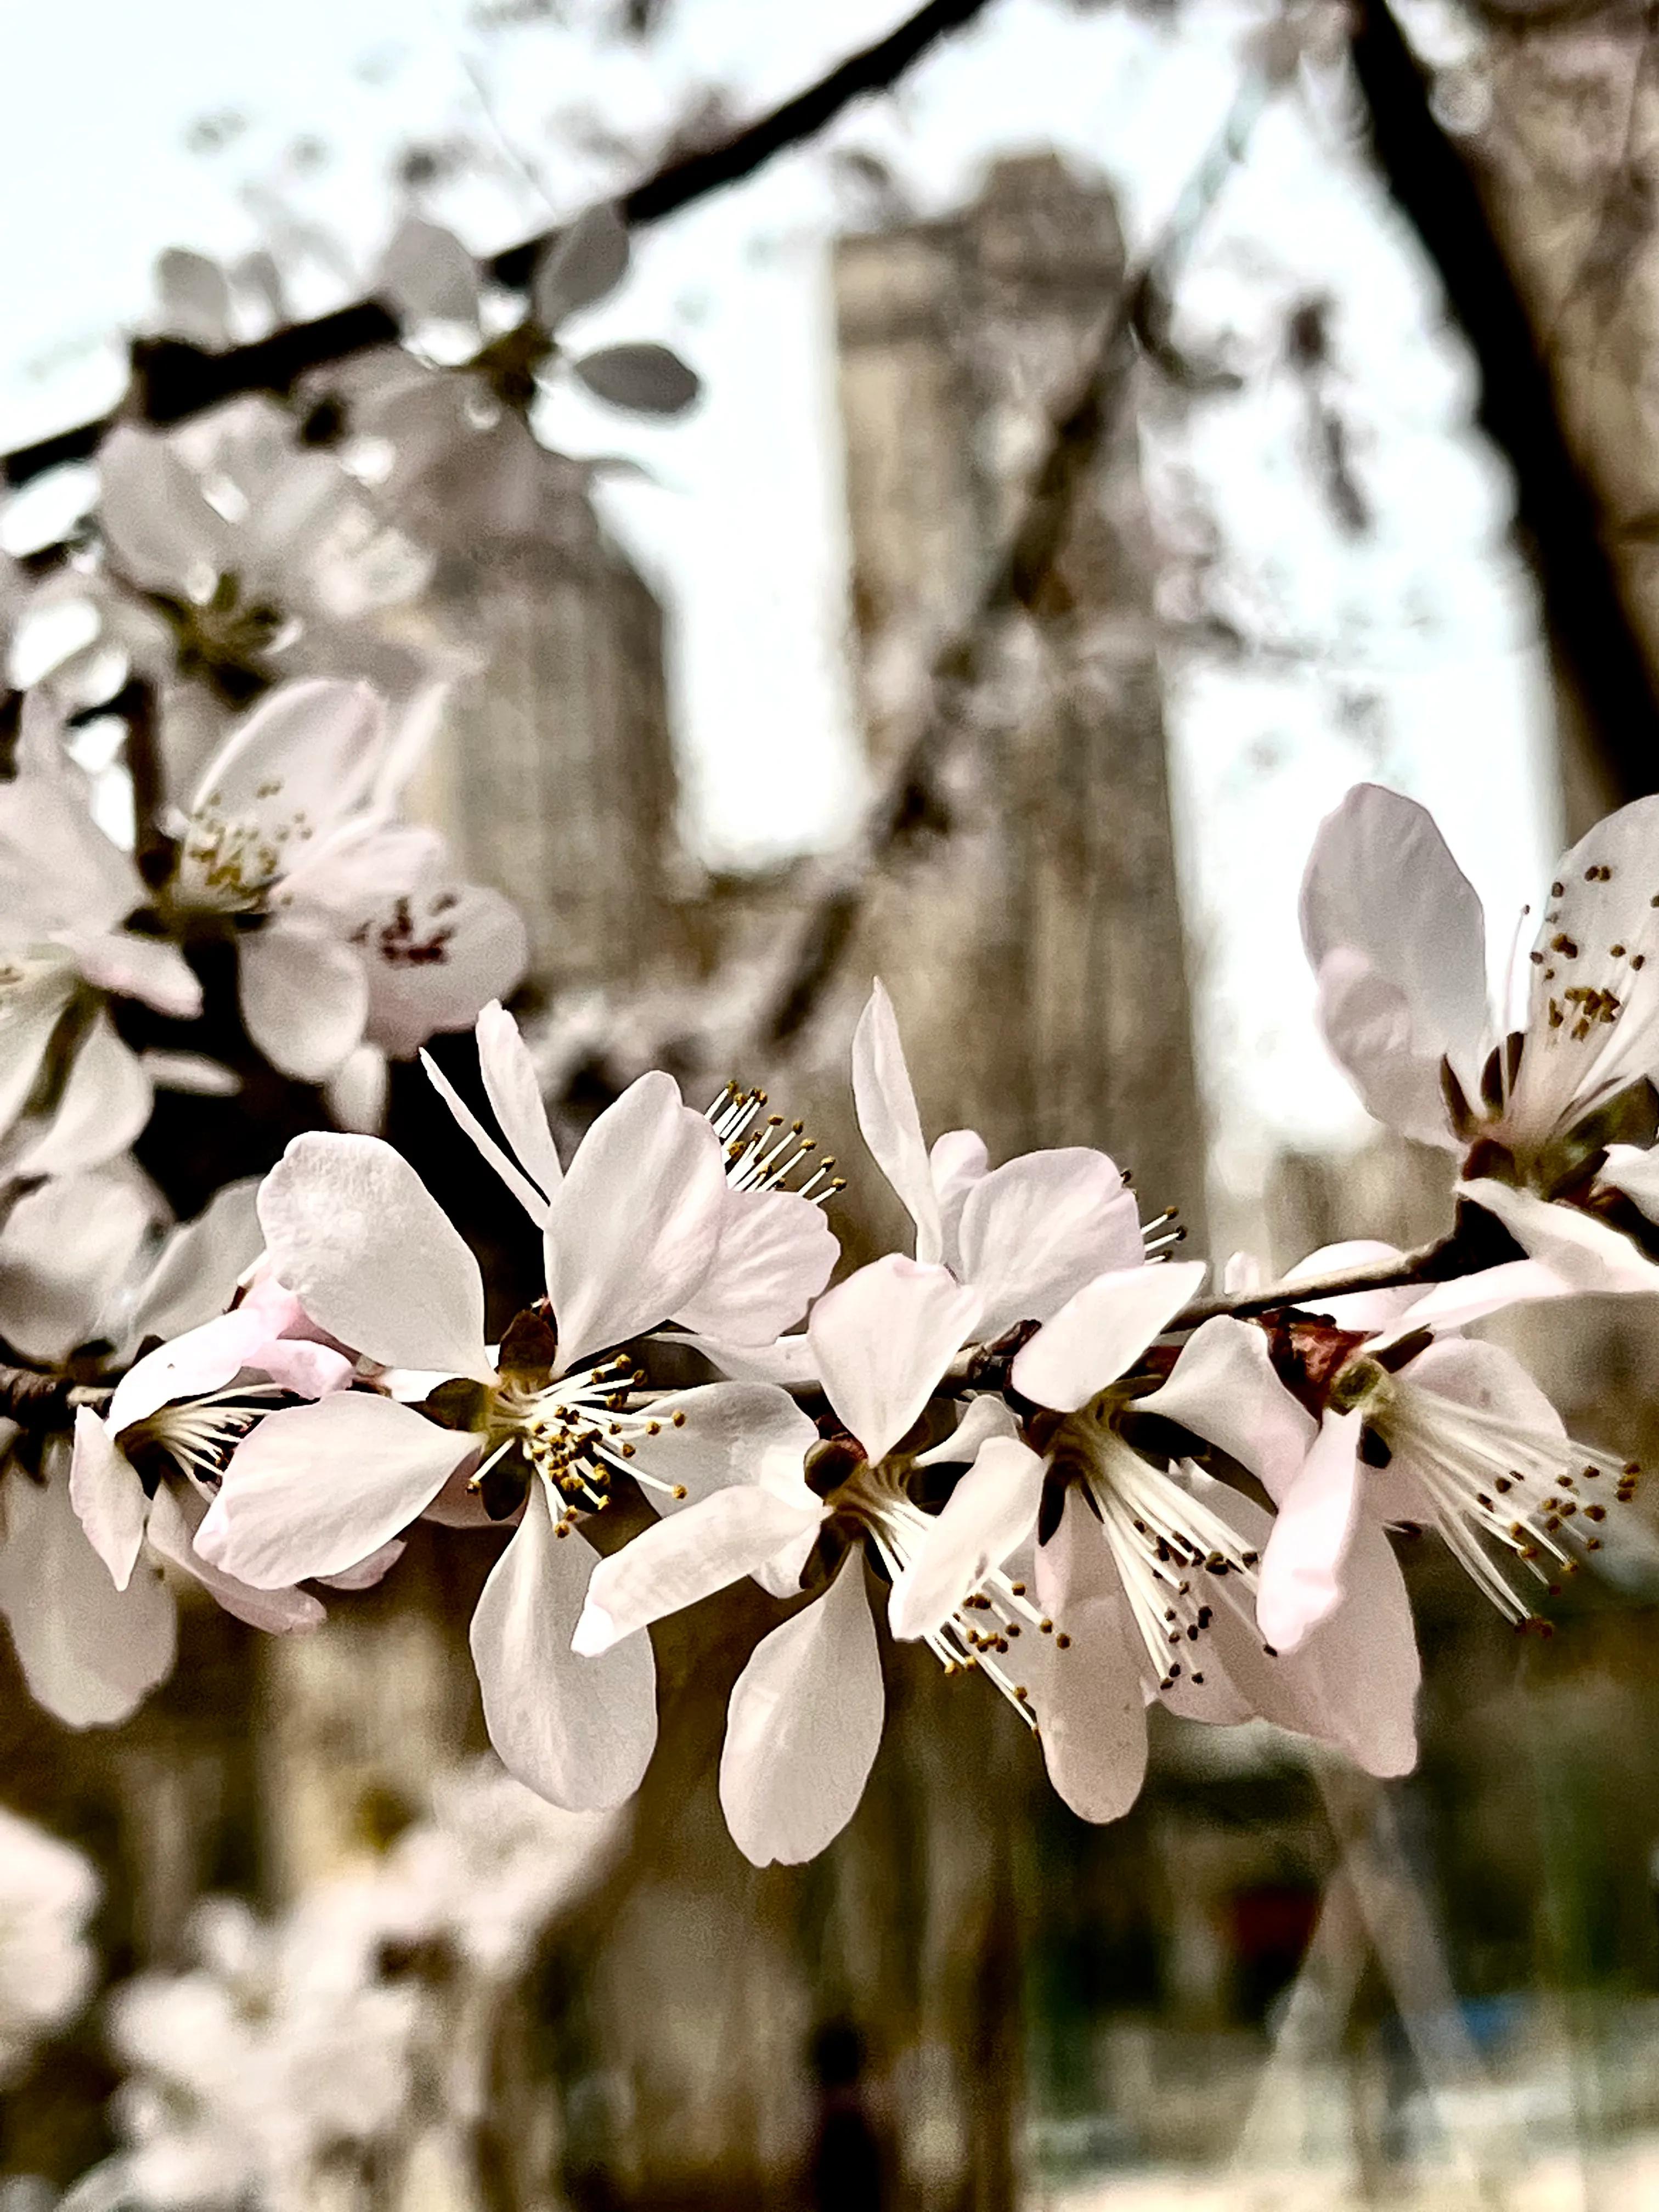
4,776,1657,1868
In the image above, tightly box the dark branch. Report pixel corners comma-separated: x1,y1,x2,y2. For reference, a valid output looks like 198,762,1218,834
1350,0,1659,800
0,1368,109,1430
2,0,997,490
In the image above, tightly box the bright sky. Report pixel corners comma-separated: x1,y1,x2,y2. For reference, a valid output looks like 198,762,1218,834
0,0,1561,1183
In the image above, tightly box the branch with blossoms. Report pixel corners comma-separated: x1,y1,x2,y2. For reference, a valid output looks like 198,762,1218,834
9,766,1659,1868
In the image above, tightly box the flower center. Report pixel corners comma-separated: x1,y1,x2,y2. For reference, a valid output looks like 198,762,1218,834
1356,1367,1640,1627
833,1460,1043,1730
127,1385,291,1486
477,1357,690,1534
1065,1409,1262,1689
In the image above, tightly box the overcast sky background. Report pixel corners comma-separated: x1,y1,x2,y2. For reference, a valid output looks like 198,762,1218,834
0,0,1560,1192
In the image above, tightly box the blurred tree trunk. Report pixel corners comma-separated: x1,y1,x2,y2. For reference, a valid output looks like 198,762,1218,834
1353,0,1659,829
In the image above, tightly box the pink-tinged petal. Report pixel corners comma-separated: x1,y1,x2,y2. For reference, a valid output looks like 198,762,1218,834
1029,1595,1149,1825
75,932,202,1020
422,1047,550,1226
889,1436,1045,1643
477,1001,562,1195
259,1132,494,1382
1012,1260,1206,1414
957,1148,1143,1340
719,1557,884,1867
258,1338,354,1399
0,1169,157,1365
239,924,369,1084
1255,1409,1367,1653
316,1538,406,1591
1458,1177,1659,1294
1138,1316,1316,1506
929,1127,988,1269
471,1489,658,1810
195,1393,475,1587
914,1394,1020,1467
662,1331,819,1388
187,679,385,853
9,1012,151,1180
808,1256,981,1466
1300,782,1491,1124
673,1186,837,1347
544,1073,727,1371
1281,1239,1421,1334
852,981,942,1263
68,1411,147,1590
128,1180,263,1346
1290,1519,1420,1779
573,1485,826,1655
0,1457,176,1727
145,1481,326,1634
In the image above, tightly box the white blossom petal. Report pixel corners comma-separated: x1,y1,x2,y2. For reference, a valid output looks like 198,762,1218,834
913,1393,1020,1467
852,981,942,1262
1255,1409,1367,1653
1138,1316,1316,1506
1300,783,1492,1124
73,933,202,1020
889,1436,1044,1642
1030,1595,1149,1825
239,924,370,1084
195,1391,475,1586
543,1072,727,1371
1458,1176,1659,1294
672,1186,837,1346
0,1169,157,1365
422,1048,549,1226
662,1331,819,1387
477,1000,562,1195
631,1381,820,1513
929,1127,988,1269
259,1132,495,1381
957,1148,1142,1339
0,1457,176,1728
147,1481,327,1634
127,1180,263,1347
573,1485,825,1655
187,680,385,853
471,1488,658,1810
719,1558,883,1867
1012,1260,1206,1414
808,1256,981,1466
67,1410,148,1590
9,1012,151,1181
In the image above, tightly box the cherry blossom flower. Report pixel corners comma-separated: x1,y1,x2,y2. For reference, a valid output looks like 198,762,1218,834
573,1252,983,1864
0,1805,98,2089
0,1178,362,1727
0,696,201,1176
1144,1247,1642,1650
882,1259,1420,1821
853,979,1154,1338
195,1032,830,1810
1302,782,1659,1291
162,679,527,1091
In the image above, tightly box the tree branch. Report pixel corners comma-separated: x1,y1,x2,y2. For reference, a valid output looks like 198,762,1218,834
1348,0,1659,799
1,0,998,489
0,1368,110,1430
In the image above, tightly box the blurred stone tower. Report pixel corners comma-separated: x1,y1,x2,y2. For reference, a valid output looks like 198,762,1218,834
832,154,1207,1235
421,488,680,994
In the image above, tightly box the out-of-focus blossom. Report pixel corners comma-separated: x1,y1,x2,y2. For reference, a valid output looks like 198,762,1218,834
161,679,527,1087
0,1804,99,2087
61,1759,618,2212
1303,782,1659,1291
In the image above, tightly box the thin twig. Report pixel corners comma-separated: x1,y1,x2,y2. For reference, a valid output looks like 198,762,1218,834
1,0,998,489
1171,1238,1450,1328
